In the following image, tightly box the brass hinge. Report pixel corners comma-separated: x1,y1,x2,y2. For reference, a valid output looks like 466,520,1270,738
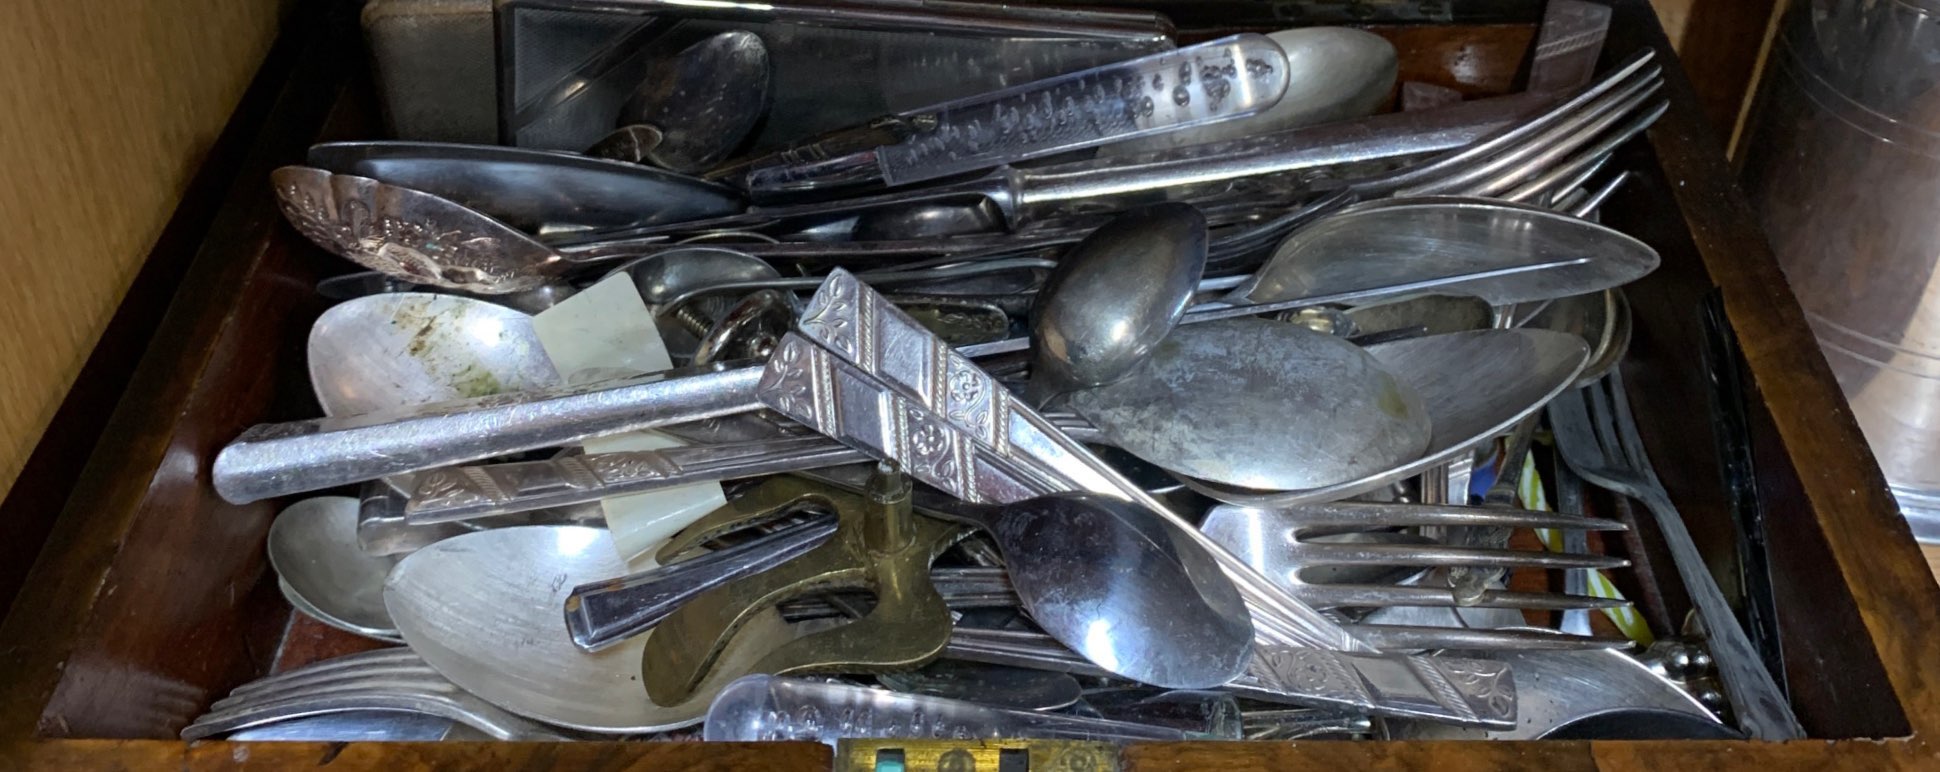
835,739,1122,772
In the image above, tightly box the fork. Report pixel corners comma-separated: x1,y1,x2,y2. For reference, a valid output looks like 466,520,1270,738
1548,370,1805,739
1199,501,1629,643
183,649,568,741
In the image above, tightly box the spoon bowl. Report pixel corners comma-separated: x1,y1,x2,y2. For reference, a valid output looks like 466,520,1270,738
268,497,401,641
921,492,1253,689
1233,197,1660,308
1027,203,1208,406
304,141,742,235
385,525,797,733
307,293,560,415
274,166,566,294
620,31,771,173
1067,318,1432,491
1182,328,1589,505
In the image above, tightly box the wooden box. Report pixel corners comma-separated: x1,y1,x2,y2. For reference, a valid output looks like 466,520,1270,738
4,1,1937,768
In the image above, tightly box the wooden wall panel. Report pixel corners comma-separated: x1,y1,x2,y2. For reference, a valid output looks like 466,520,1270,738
1648,0,1787,153
0,1,288,498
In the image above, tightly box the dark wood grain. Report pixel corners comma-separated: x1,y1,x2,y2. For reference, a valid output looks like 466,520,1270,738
3,0,1939,768
1373,24,1539,97
272,615,395,674
0,0,356,742
1663,0,1784,149
0,0,302,623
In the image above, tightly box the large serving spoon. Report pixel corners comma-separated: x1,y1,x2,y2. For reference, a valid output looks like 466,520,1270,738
1180,328,1589,506
1066,318,1432,491
601,31,771,174
385,525,798,733
1101,28,1398,157
303,141,741,237
1025,203,1207,407
1227,196,1659,307
307,293,561,414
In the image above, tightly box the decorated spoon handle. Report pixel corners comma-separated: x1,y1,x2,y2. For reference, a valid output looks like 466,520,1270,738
399,413,1103,522
403,436,869,524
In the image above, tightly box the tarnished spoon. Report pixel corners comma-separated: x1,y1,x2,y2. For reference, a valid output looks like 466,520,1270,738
1026,203,1208,407
615,31,771,173
302,142,740,237
1181,328,1590,506
1066,318,1432,491
306,293,559,415
925,493,1252,689
274,167,583,294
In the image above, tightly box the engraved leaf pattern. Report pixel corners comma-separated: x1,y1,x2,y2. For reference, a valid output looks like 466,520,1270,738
762,339,817,423
586,453,670,483
798,274,858,358
411,470,492,508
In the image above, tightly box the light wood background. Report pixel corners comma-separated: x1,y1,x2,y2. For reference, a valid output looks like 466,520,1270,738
0,1,287,498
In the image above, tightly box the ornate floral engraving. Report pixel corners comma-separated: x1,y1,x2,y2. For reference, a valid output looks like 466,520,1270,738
758,337,820,428
1248,646,1372,706
584,453,674,485
271,168,541,293
1430,658,1515,720
797,272,859,360
896,407,963,491
941,356,992,442
410,469,495,510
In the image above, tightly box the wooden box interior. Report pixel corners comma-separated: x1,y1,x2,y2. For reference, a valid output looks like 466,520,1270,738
3,1,1938,768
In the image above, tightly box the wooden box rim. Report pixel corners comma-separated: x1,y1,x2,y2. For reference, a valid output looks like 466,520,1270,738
4,1,1938,768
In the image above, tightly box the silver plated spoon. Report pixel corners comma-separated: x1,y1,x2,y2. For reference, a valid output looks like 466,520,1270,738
268,496,402,642
614,31,771,174
1067,318,1432,491
307,292,560,414
1026,203,1207,407
1181,328,1589,506
302,142,741,237
385,525,797,733
1228,196,1660,308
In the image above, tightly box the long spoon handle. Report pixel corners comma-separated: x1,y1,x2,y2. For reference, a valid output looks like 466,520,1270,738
213,366,763,504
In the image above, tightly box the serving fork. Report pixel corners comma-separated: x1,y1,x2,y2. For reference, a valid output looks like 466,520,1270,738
1549,369,1803,739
